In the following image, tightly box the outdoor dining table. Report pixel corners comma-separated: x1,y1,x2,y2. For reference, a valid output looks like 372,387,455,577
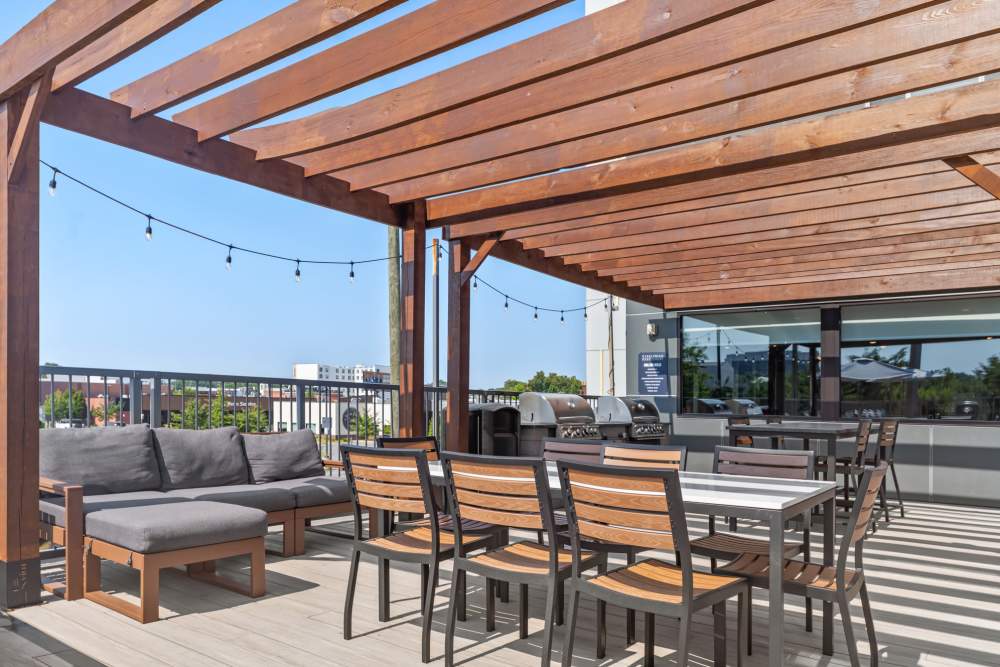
399,460,838,666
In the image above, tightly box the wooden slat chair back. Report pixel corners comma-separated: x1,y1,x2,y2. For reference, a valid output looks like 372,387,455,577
728,416,754,446
601,444,687,471
873,419,905,523
542,439,603,464
875,419,899,461
559,462,688,562
714,446,814,480
850,419,874,467
377,435,440,461
445,456,549,538
341,445,436,527
844,463,889,558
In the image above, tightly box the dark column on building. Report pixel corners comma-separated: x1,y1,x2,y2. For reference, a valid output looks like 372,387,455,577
820,308,842,419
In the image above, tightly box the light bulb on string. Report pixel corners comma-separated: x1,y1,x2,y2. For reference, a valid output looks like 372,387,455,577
225,245,232,271
603,299,608,311
294,260,301,283
349,261,355,283
48,169,58,197
560,310,565,324
504,296,509,311
144,215,153,241
533,307,538,320
473,277,478,291
584,308,588,320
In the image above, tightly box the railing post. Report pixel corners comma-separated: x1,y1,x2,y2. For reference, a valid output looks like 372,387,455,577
149,374,162,427
295,382,306,431
129,372,142,424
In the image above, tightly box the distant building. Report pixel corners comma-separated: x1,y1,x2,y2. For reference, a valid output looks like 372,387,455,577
292,363,391,384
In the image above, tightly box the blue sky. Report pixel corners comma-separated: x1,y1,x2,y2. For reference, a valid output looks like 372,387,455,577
5,0,591,389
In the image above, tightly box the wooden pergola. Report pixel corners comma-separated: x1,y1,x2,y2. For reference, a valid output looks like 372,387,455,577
4,0,1000,618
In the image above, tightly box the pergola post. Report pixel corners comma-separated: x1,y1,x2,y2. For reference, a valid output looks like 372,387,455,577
820,307,842,419
398,201,426,436
0,81,43,609
445,239,470,452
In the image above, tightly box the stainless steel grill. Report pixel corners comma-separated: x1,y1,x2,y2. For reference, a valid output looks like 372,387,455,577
518,392,601,455
595,396,666,442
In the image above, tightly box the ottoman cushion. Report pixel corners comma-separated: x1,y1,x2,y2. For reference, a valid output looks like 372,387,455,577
85,501,267,554
152,427,249,490
261,476,351,508
39,490,185,527
243,430,324,483
165,484,295,512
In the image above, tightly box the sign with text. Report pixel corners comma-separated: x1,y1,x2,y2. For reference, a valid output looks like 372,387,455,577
638,352,668,394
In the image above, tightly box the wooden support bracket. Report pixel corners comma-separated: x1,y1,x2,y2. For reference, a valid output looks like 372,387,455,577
460,236,499,285
944,155,1000,199
7,70,51,183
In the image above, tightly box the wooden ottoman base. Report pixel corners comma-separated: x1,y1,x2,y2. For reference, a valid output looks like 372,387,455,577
83,536,266,623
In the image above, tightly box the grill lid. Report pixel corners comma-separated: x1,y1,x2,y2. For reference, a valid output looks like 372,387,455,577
596,396,662,424
518,392,595,426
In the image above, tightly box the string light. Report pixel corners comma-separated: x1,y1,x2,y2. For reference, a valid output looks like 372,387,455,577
473,276,478,291
560,310,565,324
348,261,355,283
48,168,58,196
144,214,153,241
294,260,301,283
225,245,233,271
504,295,509,311
534,307,539,320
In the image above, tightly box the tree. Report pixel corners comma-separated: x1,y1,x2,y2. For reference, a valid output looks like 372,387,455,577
42,389,88,424
681,342,711,408
91,400,122,425
169,395,270,432
502,371,583,394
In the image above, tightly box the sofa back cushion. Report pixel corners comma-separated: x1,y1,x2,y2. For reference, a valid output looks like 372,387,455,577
152,427,248,490
243,430,324,483
40,425,161,495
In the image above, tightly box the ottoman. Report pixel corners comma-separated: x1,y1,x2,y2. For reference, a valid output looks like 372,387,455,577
82,501,268,623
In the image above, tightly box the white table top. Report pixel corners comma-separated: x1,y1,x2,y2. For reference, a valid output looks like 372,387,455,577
427,461,835,512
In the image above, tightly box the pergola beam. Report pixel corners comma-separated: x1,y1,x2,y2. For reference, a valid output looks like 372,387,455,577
945,155,1000,199
51,0,223,92
111,0,405,118
0,0,157,100
40,88,397,225
233,0,745,161
173,0,570,141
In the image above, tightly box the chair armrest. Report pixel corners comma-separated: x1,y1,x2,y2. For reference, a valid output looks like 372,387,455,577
39,477,82,496
322,459,344,469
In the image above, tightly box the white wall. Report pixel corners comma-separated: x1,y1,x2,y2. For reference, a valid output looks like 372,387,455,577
585,289,627,395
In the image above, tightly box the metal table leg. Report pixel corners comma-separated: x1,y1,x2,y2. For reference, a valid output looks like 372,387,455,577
378,509,390,622
768,513,785,667
823,494,835,656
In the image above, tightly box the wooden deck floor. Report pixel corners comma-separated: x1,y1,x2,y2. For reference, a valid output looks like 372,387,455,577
10,501,1000,666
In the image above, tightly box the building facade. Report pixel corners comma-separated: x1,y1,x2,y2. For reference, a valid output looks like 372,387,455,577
292,362,391,384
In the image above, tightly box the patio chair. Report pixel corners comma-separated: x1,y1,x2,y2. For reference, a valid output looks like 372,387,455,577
728,416,754,446
690,446,816,637
558,460,750,667
765,414,785,448
836,420,874,511
340,445,502,663
597,443,687,649
539,439,604,544
440,453,606,667
717,463,887,667
870,419,903,525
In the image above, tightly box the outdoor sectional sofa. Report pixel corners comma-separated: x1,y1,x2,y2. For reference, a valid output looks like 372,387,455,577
38,425,352,622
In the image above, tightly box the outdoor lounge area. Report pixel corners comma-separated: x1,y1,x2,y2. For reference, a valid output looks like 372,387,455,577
4,0,1000,666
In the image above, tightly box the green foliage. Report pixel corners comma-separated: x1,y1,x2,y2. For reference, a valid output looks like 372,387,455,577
502,371,584,395
42,389,88,424
169,395,270,432
349,412,378,439
90,400,122,425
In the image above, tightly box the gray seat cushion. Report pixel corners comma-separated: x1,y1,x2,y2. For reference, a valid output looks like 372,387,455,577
165,484,295,512
39,490,185,527
84,501,267,554
261,476,350,508
243,430,324,483
40,425,161,494
153,427,249,490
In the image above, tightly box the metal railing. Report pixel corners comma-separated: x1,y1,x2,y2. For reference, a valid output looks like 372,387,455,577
37,365,597,456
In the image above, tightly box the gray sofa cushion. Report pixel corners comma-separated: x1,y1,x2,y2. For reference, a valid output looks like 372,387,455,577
152,427,248,490
261,476,351,508
243,430,324,483
39,490,185,527
165,484,295,513
84,501,267,554
39,425,161,494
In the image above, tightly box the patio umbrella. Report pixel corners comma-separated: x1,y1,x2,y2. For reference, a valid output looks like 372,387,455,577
841,357,929,383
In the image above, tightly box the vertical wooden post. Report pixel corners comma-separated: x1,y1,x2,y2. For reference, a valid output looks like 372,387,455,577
0,81,43,609
398,201,426,437
446,239,470,453
820,307,841,420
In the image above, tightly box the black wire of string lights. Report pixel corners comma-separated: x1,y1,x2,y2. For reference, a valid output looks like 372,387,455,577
43,159,606,317
41,159,394,284
437,244,608,322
